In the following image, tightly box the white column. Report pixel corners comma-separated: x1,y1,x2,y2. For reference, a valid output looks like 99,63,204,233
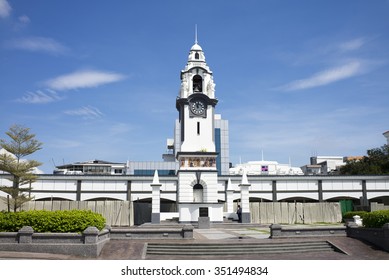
226,178,235,217
239,169,251,223
151,170,162,224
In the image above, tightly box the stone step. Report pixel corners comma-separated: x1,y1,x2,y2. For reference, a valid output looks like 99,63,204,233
147,247,334,255
147,241,328,249
147,246,333,254
146,241,336,256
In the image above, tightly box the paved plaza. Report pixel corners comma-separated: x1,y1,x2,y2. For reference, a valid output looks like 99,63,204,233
194,227,270,240
1,224,389,260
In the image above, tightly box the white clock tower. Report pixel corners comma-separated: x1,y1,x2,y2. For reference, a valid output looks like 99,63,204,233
175,36,224,223
176,39,217,152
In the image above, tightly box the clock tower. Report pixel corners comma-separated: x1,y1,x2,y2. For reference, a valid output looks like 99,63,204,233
175,36,224,223
176,39,218,152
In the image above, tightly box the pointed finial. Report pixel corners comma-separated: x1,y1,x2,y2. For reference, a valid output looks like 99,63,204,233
195,24,198,44
241,169,249,185
152,170,160,185
227,178,233,191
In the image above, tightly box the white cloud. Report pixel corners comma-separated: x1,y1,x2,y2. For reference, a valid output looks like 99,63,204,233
338,38,366,52
45,70,126,91
279,61,363,91
16,90,64,104
18,15,30,24
12,15,31,30
64,106,104,119
5,36,68,54
0,0,11,18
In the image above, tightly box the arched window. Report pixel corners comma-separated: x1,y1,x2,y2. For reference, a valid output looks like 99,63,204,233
193,184,203,203
195,52,199,59
193,75,202,92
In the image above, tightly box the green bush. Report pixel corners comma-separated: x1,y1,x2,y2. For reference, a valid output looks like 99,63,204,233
362,210,389,228
0,210,106,233
342,211,369,220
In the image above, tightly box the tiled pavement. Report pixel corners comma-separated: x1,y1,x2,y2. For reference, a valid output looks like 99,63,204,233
195,227,270,240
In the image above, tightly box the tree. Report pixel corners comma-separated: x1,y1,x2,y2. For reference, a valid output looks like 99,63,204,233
0,124,42,211
340,144,389,175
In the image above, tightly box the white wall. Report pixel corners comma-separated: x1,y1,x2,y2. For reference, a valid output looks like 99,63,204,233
180,105,216,152
179,203,223,222
1,175,389,206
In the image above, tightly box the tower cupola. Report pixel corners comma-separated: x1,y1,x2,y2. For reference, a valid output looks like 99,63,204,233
179,35,215,99
188,43,206,62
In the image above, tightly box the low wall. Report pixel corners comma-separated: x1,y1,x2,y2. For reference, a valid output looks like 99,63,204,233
0,226,110,257
346,222,389,252
0,224,194,257
109,224,194,239
269,224,347,238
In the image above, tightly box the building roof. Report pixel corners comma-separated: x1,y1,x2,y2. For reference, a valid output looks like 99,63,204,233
56,159,125,169
190,43,202,51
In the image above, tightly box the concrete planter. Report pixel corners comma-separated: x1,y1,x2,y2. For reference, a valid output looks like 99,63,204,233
269,224,347,238
0,226,110,257
346,222,389,252
0,224,194,257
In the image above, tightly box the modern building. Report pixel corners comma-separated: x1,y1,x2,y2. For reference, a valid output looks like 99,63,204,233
300,156,346,175
54,160,127,175
229,160,304,176
384,130,389,145
300,164,323,176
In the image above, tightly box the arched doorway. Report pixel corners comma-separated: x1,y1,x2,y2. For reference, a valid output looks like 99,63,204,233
193,184,203,202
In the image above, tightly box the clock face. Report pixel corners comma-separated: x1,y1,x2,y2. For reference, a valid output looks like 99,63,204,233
190,100,206,115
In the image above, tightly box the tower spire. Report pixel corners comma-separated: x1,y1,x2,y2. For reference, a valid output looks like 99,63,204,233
195,24,198,44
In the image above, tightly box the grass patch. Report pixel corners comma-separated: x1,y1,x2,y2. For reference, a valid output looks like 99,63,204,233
247,228,270,234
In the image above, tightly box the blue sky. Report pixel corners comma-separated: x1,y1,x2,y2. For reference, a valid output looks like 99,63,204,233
1,0,388,173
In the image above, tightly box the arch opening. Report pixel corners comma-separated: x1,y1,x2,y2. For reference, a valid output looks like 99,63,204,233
193,75,202,92
193,183,203,202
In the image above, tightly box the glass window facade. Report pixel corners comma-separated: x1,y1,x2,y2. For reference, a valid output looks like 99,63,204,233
133,169,176,176
128,161,178,176
214,118,230,175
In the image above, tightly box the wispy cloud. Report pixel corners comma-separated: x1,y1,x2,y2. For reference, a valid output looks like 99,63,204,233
0,0,11,18
279,61,364,91
338,38,366,52
5,36,68,55
18,15,30,24
64,106,104,119
45,70,126,91
16,90,64,104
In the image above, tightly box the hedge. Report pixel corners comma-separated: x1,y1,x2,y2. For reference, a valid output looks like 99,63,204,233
342,211,369,220
0,210,106,233
362,210,389,228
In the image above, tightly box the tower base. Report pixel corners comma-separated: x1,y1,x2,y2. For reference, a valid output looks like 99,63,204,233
242,212,251,223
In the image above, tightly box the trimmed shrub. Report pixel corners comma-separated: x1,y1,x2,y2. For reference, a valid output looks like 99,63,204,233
0,210,106,233
342,211,369,220
362,210,389,228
